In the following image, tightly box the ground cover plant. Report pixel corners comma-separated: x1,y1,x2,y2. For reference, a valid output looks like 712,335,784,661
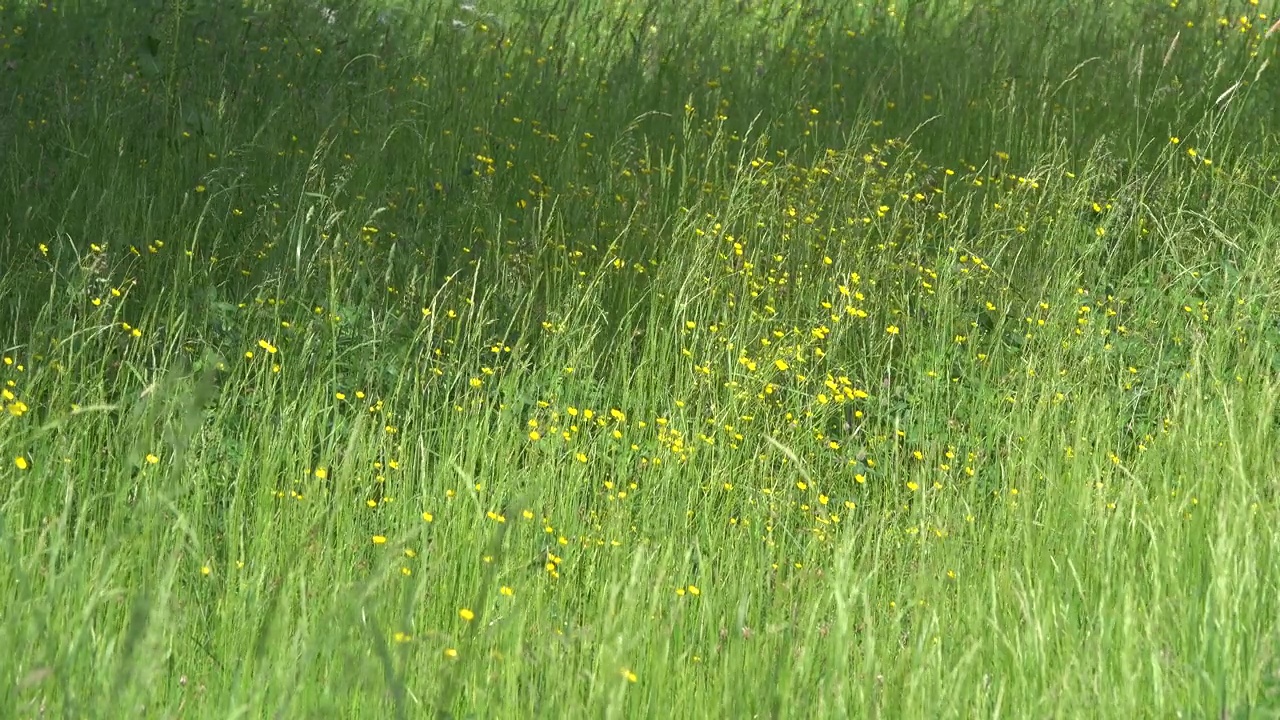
3,0,1280,716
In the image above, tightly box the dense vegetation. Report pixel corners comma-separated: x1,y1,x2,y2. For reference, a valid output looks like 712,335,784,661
3,0,1280,716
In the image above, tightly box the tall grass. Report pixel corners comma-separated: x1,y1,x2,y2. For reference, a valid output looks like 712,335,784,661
2,0,1280,716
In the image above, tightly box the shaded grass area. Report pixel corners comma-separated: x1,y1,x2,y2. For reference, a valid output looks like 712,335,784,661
2,0,1280,716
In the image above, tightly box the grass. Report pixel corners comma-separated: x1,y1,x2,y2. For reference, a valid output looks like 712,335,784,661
2,0,1280,716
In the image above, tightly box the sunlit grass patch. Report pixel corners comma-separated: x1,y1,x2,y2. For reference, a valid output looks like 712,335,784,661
2,0,1280,717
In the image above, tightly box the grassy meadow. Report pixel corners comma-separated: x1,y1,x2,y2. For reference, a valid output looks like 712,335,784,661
4,0,1280,716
